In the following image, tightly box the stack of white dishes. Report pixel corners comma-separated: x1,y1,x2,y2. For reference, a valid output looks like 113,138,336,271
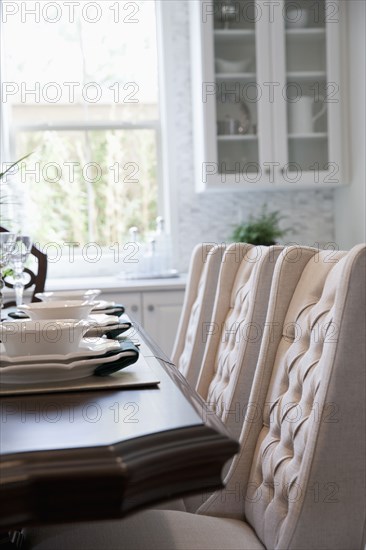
0,290,138,386
19,301,131,338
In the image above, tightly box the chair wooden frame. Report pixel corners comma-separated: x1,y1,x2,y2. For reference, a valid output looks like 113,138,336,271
0,227,47,307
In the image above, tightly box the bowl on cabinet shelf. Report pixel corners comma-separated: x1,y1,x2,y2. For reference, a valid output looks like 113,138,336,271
215,57,252,73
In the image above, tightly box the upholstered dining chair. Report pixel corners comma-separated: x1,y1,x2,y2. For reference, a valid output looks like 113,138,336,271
171,243,226,388
0,227,47,308
158,242,282,513
27,244,366,549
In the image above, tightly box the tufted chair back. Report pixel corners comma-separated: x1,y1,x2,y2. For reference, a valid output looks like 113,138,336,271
196,243,283,442
199,244,366,550
172,243,225,388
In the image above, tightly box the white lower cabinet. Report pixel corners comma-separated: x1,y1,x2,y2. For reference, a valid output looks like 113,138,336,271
100,288,185,359
142,291,186,358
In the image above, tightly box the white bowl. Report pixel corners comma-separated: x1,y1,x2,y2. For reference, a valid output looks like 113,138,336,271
0,319,89,357
19,300,97,321
215,57,252,74
35,289,101,303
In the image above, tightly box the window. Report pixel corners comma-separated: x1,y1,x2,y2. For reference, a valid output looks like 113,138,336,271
1,1,161,267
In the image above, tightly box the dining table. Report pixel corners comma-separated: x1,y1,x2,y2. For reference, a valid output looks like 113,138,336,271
0,317,239,543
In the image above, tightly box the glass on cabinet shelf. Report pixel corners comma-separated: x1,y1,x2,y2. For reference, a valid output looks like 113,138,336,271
213,0,257,31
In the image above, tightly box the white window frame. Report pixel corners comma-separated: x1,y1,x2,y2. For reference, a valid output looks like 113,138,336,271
2,0,176,278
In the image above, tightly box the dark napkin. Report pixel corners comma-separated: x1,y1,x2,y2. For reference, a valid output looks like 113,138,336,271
104,322,131,339
93,304,125,317
7,311,29,319
93,340,139,377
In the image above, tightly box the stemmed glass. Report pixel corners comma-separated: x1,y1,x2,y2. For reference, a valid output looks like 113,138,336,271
0,233,17,312
8,235,33,308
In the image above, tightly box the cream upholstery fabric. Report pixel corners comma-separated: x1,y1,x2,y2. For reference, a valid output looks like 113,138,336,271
26,510,265,550
27,245,366,550
197,244,283,441
199,244,366,549
169,243,283,513
171,243,225,388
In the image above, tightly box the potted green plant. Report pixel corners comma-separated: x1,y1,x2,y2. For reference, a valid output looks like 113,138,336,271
230,205,287,246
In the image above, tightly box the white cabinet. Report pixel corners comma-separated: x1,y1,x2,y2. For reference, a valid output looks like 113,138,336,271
100,288,185,358
142,291,185,358
113,292,143,325
190,0,347,191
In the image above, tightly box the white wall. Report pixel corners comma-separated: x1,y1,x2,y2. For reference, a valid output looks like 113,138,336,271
334,0,366,248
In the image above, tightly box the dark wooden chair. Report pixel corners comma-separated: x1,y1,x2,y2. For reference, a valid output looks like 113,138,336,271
0,227,48,308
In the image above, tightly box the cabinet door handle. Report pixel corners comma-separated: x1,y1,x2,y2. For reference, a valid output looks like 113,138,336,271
131,305,138,312
147,305,155,312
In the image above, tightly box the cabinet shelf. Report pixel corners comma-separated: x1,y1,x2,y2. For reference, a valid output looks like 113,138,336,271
289,133,328,139
286,28,326,38
216,72,256,80
214,29,256,40
287,71,327,81
217,134,257,141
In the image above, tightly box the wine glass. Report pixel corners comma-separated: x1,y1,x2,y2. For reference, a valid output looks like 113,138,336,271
8,235,33,308
0,233,16,312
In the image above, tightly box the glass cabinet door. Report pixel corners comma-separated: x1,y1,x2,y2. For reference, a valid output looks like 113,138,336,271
272,0,344,186
213,0,259,178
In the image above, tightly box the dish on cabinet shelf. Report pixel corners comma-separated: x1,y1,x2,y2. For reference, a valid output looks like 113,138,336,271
215,57,252,73
217,99,253,136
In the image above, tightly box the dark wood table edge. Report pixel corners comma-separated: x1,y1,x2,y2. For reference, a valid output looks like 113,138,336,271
0,324,239,529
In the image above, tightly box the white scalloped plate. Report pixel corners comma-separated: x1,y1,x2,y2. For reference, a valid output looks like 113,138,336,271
91,300,116,311
0,348,137,385
0,338,121,366
87,314,119,326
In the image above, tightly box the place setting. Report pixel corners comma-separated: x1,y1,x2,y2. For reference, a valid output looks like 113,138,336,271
0,288,160,396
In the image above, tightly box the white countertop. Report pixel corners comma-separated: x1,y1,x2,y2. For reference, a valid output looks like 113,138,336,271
44,275,187,293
